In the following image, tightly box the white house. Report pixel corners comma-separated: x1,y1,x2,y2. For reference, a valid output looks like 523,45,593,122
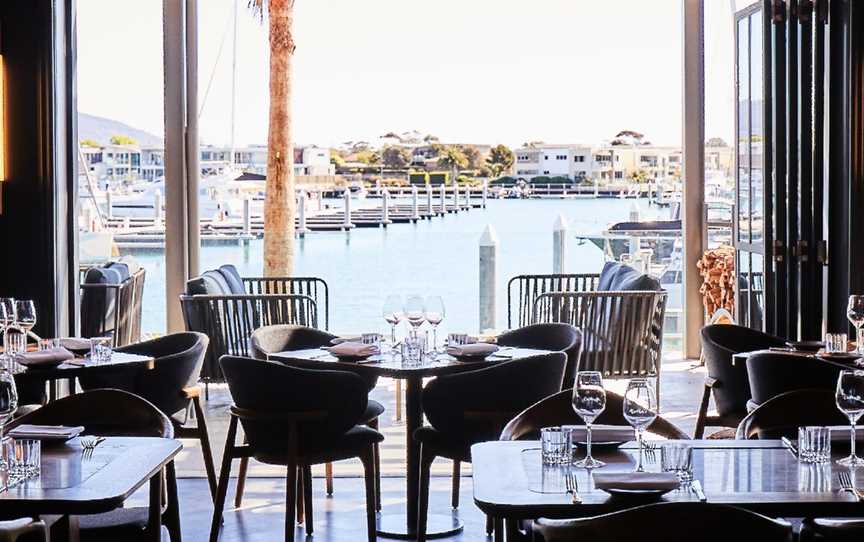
514,144,593,181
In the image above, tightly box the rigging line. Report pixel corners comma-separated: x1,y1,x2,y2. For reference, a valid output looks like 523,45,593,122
199,3,235,119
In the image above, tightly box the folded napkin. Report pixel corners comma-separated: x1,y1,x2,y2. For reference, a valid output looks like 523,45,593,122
446,343,499,357
593,472,680,491
8,424,85,440
325,342,379,357
14,347,74,367
330,336,362,345
568,425,634,443
57,338,92,354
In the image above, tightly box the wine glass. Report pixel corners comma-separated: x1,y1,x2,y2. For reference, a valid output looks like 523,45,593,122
15,300,36,335
836,370,864,466
403,295,426,337
572,371,607,469
848,296,864,354
0,370,18,446
424,296,445,352
623,379,658,472
0,298,14,332
382,295,404,349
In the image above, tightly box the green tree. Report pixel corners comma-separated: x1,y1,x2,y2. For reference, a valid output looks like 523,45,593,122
486,144,515,178
356,150,381,166
330,152,346,169
80,139,101,148
706,137,729,147
630,169,650,183
109,134,137,146
437,146,468,184
382,146,412,169
461,145,483,169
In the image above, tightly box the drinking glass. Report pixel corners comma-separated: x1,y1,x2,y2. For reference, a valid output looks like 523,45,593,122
798,426,831,464
90,337,113,364
15,301,36,335
10,439,40,478
540,427,573,465
404,296,426,336
424,296,445,352
0,371,18,447
661,443,693,482
572,371,606,469
835,370,864,466
401,335,424,366
848,295,864,353
825,333,849,354
0,299,14,331
382,295,404,348
623,379,658,472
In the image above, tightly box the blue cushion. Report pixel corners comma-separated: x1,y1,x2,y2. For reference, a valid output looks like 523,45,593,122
597,262,621,291
84,267,123,285
187,273,227,295
597,262,661,292
102,261,130,282
219,265,246,295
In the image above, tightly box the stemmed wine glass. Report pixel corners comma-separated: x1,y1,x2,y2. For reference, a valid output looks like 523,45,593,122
0,370,18,447
0,298,14,333
424,296,445,352
403,296,426,338
848,296,864,354
382,295,404,350
836,370,864,466
15,301,36,337
623,379,658,472
572,371,607,469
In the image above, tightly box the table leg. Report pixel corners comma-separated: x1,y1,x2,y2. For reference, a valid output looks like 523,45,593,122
148,470,163,542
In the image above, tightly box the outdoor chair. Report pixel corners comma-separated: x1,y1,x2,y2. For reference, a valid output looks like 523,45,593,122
414,353,567,542
533,503,792,542
736,389,847,440
80,261,146,347
527,262,667,403
0,519,48,542
211,356,381,542
245,324,384,515
746,352,842,411
10,389,180,542
76,332,217,500
695,324,786,438
180,264,324,388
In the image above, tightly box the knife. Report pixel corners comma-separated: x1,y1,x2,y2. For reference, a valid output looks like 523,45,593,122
691,480,707,502
781,437,800,459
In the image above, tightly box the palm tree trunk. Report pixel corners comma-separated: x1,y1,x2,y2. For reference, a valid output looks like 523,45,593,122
263,0,296,277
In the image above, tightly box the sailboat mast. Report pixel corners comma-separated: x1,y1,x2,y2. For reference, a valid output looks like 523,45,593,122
229,0,239,168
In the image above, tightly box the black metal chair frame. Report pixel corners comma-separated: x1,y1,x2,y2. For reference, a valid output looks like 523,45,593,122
80,267,146,348
241,276,329,330
507,273,601,329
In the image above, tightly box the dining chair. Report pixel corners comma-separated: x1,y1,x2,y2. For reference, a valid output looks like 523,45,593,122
415,353,567,542
800,517,864,541
9,389,180,542
211,356,382,542
696,324,786,438
745,352,842,412
0,519,48,542
533,502,792,542
248,324,384,515
735,389,847,440
76,331,218,499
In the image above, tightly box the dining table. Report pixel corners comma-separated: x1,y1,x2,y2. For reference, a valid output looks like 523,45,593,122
472,439,864,541
731,347,864,369
0,436,182,542
268,345,552,539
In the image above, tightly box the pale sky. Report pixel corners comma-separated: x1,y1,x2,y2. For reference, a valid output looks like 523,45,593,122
76,0,738,149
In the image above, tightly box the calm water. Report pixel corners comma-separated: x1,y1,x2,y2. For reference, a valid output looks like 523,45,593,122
123,198,670,335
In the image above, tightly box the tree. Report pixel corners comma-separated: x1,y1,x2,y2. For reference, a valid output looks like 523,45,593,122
437,146,468,184
251,0,296,277
630,169,650,183
486,144,514,178
109,134,137,146
706,137,729,147
382,146,412,169
330,152,346,169
80,139,101,148
611,130,648,146
461,145,483,169
355,150,381,166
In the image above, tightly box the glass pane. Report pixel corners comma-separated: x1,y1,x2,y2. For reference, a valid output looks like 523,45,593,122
750,252,765,330
737,16,751,244
737,251,752,327
749,11,764,245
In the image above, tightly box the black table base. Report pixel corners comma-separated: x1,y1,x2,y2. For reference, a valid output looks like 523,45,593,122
377,512,463,539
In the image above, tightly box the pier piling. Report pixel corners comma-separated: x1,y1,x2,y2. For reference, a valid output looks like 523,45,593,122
482,181,488,208
106,191,113,219
553,214,568,274
439,184,446,214
154,192,162,226
382,189,391,225
343,189,353,229
297,191,310,236
426,186,433,216
478,224,498,333
411,186,420,220
243,199,251,235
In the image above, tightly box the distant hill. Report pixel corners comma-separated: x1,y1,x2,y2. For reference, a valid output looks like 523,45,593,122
78,112,162,147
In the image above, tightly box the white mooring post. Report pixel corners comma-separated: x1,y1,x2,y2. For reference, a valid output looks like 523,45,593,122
553,214,568,274
411,186,420,220
426,185,434,216
297,191,310,236
482,180,488,208
243,198,252,235
382,188,391,225
106,191,114,219
440,184,446,213
479,224,498,333
343,189,353,228
154,191,162,227
452,183,460,209
629,203,640,257
464,184,471,208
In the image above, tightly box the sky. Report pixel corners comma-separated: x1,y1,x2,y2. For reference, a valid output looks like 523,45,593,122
76,0,739,149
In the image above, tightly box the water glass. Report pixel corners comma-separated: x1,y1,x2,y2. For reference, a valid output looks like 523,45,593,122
540,427,573,465
90,337,113,364
835,370,864,466
2,328,26,355
848,295,864,353
661,443,693,482
623,378,657,472
38,338,60,351
401,335,424,366
448,333,468,346
572,371,606,469
825,333,849,353
9,439,40,478
361,333,382,347
798,426,831,463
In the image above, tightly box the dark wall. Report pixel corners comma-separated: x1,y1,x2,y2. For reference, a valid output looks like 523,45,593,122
0,0,75,338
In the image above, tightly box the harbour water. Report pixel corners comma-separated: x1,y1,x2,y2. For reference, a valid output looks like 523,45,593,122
124,198,673,336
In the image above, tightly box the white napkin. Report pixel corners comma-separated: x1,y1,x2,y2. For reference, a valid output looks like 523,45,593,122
325,342,379,357
568,425,634,443
446,343,498,357
8,424,85,440
57,338,92,353
593,472,680,491
14,347,74,367
330,336,362,345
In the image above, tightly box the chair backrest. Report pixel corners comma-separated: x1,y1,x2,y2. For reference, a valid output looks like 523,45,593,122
180,293,317,383
10,389,172,438
250,324,337,360
496,323,582,389
533,503,792,542
736,389,847,439
532,290,667,379
507,273,600,328
701,324,785,416
422,353,567,443
78,332,208,417
500,388,689,441
242,275,330,330
745,352,842,407
80,266,146,347
220,355,368,452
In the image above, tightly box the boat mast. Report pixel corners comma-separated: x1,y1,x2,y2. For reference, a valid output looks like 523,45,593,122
229,0,239,171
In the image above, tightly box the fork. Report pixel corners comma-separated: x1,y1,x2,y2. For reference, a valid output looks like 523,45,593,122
565,471,581,504
643,441,658,463
81,436,105,459
838,471,864,502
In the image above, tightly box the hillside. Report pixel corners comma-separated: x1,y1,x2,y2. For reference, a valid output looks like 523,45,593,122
78,112,162,147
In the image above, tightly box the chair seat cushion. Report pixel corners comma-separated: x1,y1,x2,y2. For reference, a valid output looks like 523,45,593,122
363,400,384,423
77,507,149,533
219,264,247,295
253,425,384,465
413,426,474,462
